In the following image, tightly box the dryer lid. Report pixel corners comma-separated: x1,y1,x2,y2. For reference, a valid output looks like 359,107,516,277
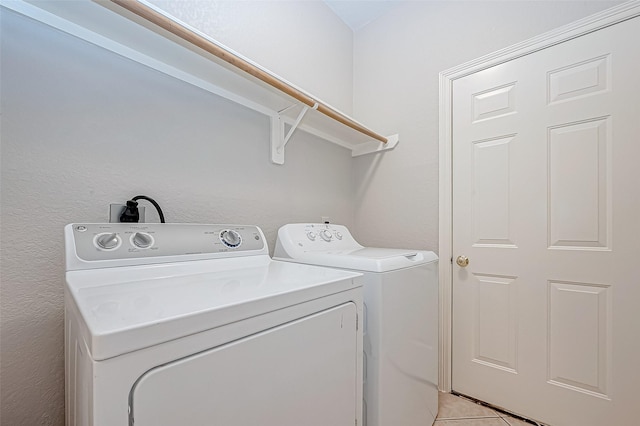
65,257,361,360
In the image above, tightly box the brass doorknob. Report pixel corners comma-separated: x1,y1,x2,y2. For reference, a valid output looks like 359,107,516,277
456,256,469,267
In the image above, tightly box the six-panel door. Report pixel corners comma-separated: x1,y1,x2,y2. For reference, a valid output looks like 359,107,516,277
452,15,639,426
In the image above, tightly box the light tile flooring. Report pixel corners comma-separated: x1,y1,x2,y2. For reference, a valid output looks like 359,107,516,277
436,392,537,426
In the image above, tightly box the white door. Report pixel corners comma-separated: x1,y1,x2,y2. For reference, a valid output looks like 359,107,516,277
131,303,358,426
452,16,640,426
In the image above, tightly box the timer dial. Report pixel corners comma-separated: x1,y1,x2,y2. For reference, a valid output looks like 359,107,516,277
320,229,333,242
220,229,242,248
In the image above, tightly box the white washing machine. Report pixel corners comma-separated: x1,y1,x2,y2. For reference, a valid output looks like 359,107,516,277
64,223,364,426
274,223,439,426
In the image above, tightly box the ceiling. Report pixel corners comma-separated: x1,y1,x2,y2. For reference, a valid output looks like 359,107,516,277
323,1,400,31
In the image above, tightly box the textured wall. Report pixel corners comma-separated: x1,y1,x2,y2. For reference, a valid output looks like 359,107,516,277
148,0,355,114
0,4,353,424
352,0,621,251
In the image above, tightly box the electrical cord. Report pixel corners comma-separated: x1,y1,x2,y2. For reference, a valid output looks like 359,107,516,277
119,195,165,223
132,195,165,223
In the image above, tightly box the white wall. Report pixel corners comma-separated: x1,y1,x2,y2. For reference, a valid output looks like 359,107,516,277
0,3,353,424
148,0,354,114
352,0,621,251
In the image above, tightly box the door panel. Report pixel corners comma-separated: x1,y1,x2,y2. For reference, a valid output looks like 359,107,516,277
472,136,516,247
548,118,610,249
131,303,358,426
452,16,639,426
548,280,611,398
471,273,518,373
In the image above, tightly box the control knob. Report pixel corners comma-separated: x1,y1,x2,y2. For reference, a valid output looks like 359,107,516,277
320,229,333,242
132,232,153,249
306,232,317,241
220,229,242,248
95,233,120,250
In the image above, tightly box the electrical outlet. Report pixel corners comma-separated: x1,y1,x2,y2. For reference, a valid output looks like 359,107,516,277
109,204,145,223
321,216,330,224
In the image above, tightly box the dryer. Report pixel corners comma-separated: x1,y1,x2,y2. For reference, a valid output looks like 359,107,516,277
274,223,439,426
64,223,363,426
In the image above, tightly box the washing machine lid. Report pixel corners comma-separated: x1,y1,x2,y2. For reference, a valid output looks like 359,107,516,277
65,256,361,361
274,223,438,272
276,248,438,273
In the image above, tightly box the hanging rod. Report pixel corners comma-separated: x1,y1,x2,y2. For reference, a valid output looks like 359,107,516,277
109,0,388,144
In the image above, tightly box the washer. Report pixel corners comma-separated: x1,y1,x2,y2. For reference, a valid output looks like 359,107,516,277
64,223,364,426
274,223,439,426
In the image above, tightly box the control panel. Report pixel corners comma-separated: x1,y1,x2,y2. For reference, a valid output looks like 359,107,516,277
68,223,266,262
307,227,344,243
278,223,362,252
274,223,434,272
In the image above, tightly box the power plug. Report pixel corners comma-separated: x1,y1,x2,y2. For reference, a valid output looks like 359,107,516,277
109,204,145,223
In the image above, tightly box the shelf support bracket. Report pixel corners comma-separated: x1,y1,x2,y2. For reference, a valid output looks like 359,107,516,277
271,103,318,165
351,134,400,157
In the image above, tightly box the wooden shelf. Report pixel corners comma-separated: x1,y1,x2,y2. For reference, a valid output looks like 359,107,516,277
6,0,398,164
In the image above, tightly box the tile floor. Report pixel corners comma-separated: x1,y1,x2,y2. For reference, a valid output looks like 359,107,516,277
435,392,537,426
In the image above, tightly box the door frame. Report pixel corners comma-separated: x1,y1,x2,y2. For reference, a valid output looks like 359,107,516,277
437,0,640,392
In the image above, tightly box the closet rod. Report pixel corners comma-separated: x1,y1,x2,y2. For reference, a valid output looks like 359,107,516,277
110,0,388,144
